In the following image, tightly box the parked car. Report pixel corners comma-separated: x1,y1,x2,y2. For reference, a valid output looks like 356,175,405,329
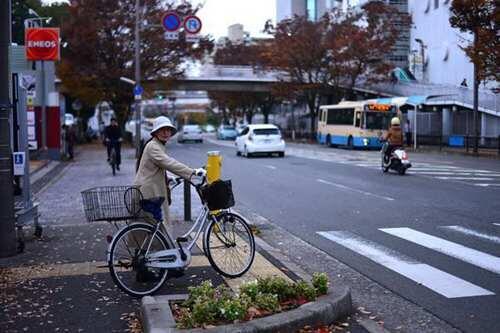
177,124,203,143
64,113,75,126
216,125,238,140
235,124,286,157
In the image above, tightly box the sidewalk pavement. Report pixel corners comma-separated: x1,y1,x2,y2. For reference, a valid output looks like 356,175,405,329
1,144,349,333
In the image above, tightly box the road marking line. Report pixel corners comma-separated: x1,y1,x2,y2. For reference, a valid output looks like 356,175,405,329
493,223,500,227
475,184,500,187
264,165,276,170
316,179,395,201
411,172,500,176
380,227,500,274
441,225,500,244
317,231,494,298
435,177,495,181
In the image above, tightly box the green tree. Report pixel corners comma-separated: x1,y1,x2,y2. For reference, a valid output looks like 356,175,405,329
449,0,498,153
57,0,213,121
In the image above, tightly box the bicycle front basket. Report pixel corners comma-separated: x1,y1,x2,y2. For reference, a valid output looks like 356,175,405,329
201,179,235,211
81,186,142,222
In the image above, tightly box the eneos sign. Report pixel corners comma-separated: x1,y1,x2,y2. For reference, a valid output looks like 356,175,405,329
25,28,60,61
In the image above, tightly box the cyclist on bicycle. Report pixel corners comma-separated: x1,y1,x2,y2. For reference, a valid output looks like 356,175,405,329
104,117,122,170
134,116,205,227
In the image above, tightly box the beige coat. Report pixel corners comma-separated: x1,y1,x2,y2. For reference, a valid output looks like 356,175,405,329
134,137,193,224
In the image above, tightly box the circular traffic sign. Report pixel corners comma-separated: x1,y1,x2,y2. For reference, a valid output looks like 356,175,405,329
162,12,181,32
183,15,202,34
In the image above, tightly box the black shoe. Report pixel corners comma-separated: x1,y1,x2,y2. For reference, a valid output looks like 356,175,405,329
116,165,120,171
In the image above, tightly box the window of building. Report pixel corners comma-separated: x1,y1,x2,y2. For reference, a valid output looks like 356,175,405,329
307,0,317,21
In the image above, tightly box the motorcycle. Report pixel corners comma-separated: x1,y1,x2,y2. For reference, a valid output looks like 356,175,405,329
381,142,412,175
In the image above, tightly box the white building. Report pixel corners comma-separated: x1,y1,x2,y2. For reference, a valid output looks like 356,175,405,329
408,0,496,89
227,24,247,44
276,0,341,22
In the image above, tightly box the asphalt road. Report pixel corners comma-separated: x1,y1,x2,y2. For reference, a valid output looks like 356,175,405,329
169,135,500,333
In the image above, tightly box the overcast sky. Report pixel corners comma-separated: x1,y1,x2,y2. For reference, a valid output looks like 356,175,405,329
42,0,276,39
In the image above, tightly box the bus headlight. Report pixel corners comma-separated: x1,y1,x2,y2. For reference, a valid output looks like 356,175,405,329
363,138,369,146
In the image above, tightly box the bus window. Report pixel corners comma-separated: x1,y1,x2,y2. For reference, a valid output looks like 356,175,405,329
327,108,354,125
365,112,393,130
355,112,361,127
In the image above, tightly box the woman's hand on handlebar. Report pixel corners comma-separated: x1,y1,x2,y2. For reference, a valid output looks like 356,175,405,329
191,168,207,187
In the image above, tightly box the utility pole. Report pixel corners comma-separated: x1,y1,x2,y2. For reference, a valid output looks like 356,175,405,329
472,30,479,154
0,0,18,257
134,0,141,158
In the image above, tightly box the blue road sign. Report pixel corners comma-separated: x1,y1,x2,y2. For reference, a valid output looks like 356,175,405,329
184,15,202,34
134,85,143,96
162,12,181,32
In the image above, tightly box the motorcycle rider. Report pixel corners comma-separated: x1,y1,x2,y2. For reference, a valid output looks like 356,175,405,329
382,117,403,163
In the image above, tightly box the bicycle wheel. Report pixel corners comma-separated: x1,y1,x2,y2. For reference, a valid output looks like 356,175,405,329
108,223,169,297
204,212,255,278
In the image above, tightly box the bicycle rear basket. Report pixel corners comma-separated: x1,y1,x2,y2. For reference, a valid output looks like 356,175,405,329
81,186,142,222
201,179,235,211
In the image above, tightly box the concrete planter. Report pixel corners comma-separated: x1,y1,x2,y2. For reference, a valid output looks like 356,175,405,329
140,286,352,333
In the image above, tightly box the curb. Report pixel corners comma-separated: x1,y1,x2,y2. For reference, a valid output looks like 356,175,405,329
140,286,352,333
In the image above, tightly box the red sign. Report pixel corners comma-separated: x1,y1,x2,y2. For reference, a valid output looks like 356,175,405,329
25,28,60,61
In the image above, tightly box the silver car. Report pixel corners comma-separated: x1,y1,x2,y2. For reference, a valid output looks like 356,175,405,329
177,124,203,143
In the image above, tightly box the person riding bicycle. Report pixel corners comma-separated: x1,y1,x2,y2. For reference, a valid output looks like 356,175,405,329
134,116,205,228
381,117,403,162
104,117,122,170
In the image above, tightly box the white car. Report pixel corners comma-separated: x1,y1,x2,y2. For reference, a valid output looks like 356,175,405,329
64,113,75,126
235,124,285,157
177,124,203,143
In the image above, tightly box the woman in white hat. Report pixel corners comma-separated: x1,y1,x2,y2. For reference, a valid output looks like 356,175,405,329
134,116,205,227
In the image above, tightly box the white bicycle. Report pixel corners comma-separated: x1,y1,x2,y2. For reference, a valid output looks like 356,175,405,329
81,176,255,297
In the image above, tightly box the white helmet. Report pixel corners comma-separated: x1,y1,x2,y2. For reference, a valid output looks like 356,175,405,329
150,116,177,135
391,117,400,126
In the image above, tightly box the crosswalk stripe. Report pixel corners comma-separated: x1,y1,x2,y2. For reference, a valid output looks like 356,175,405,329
435,177,495,181
475,184,500,187
441,225,500,244
317,231,494,298
380,227,500,275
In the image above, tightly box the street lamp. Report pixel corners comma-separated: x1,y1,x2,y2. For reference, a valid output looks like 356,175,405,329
120,76,142,153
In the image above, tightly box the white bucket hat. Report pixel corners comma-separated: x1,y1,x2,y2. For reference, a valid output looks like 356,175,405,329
150,116,177,136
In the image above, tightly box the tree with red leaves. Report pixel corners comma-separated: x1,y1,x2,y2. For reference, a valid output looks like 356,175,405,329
263,2,408,134
449,0,498,152
57,0,213,120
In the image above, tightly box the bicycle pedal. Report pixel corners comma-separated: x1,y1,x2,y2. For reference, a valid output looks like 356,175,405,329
176,236,189,243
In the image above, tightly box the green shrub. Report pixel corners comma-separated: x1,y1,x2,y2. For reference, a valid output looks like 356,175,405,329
312,272,329,295
254,293,280,312
191,299,219,326
294,280,317,301
183,281,215,308
219,297,249,321
256,276,296,301
239,280,260,301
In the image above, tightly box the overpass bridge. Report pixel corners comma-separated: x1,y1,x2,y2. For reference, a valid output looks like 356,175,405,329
159,65,498,115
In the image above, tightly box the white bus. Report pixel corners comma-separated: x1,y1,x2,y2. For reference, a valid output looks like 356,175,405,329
317,100,398,149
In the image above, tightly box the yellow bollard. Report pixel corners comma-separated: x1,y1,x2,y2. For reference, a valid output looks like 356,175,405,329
206,151,222,184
